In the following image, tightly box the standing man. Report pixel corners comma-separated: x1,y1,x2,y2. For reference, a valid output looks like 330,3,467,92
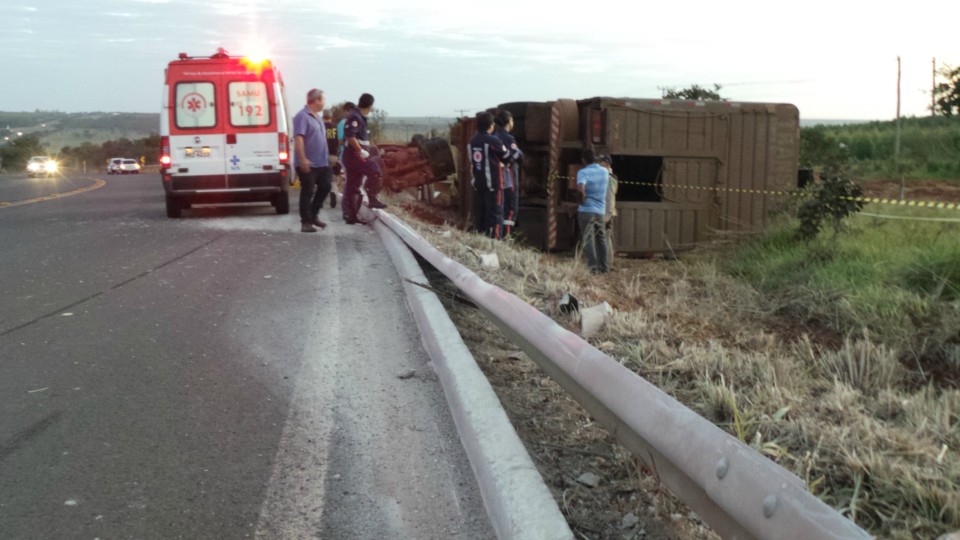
576,148,610,273
336,102,356,164
342,93,386,224
598,154,618,264
323,109,339,209
334,102,355,206
469,111,510,239
293,88,332,233
494,110,523,237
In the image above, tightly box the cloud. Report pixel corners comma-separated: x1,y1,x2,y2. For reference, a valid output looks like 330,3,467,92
315,36,374,51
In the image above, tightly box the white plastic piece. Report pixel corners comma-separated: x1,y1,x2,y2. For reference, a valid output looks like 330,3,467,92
580,302,612,338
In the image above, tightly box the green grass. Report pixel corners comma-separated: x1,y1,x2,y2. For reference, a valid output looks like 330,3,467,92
802,116,960,180
720,205,960,356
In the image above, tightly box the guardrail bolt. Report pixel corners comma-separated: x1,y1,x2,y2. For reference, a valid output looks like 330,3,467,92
763,495,778,518
715,457,729,480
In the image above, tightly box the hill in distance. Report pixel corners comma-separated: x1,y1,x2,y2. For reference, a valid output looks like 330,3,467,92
1,111,455,152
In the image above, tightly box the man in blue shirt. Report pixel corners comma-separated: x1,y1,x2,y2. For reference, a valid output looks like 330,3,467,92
494,110,523,237
469,111,510,239
292,88,331,233
576,148,610,273
341,93,385,225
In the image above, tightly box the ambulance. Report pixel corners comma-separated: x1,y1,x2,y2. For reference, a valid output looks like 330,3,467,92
159,48,291,218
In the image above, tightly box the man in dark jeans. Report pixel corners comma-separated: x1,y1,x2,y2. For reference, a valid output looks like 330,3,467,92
292,88,332,233
576,148,610,273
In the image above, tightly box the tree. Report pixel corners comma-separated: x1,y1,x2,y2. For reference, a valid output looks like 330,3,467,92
795,140,864,242
659,83,726,101
368,109,387,143
799,126,842,169
933,64,960,116
0,134,45,171
328,101,387,143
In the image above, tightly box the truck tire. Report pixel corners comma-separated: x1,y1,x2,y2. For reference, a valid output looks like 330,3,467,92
420,138,456,178
274,192,290,214
555,99,579,143
165,194,182,218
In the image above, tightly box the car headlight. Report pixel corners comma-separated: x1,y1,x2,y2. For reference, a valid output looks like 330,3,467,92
45,161,58,172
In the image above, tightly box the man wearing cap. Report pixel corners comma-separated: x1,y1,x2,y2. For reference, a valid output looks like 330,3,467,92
292,88,332,233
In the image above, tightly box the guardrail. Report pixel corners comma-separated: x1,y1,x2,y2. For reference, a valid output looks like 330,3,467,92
375,209,873,540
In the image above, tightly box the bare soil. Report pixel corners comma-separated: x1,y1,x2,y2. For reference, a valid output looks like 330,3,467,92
856,178,960,202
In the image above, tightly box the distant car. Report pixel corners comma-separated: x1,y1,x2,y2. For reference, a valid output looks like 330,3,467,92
107,157,124,174
26,156,57,178
108,157,141,174
119,159,141,174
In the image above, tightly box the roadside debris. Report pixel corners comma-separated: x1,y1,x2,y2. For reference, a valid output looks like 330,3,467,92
576,472,601,488
465,246,499,269
580,302,612,338
558,292,580,314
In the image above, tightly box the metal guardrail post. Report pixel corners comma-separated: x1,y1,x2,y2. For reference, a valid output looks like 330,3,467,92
375,210,873,540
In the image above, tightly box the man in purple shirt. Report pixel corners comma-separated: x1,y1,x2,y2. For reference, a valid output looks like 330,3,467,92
292,88,331,233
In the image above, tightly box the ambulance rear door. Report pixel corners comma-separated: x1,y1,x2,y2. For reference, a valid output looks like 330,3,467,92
169,69,229,190
223,66,281,190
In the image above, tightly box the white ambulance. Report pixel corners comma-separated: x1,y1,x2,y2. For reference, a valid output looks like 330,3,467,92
159,48,291,218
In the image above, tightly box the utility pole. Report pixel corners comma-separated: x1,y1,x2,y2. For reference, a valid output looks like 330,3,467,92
932,57,937,116
454,109,472,119
895,56,904,200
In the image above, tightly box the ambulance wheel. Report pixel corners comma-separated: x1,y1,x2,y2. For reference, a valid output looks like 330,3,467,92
165,194,182,218
273,193,289,214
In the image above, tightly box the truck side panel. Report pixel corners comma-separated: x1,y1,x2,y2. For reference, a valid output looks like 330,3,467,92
613,202,710,253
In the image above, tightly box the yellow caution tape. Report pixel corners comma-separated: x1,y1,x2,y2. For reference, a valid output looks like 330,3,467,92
553,174,960,211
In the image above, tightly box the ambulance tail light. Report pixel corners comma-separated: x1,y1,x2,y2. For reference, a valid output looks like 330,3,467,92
591,109,605,145
278,133,289,163
160,136,172,169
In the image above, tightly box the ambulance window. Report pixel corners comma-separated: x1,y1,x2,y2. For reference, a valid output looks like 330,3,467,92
175,82,217,129
229,82,270,127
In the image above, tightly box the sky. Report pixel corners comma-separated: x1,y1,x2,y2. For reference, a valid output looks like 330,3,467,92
0,0,957,121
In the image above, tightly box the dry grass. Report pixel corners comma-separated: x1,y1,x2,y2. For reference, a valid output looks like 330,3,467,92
389,203,959,539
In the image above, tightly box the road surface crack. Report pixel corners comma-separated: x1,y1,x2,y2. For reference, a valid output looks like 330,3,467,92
0,233,226,337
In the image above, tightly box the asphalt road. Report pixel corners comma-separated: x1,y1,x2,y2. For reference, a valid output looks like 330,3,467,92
0,172,494,539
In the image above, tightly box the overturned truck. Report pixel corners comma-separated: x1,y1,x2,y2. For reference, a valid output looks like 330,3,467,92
450,97,800,254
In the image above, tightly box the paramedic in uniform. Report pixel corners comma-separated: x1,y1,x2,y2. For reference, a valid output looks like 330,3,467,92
494,110,523,237
469,111,510,239
334,102,355,198
323,109,339,209
293,88,332,233
341,93,386,224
